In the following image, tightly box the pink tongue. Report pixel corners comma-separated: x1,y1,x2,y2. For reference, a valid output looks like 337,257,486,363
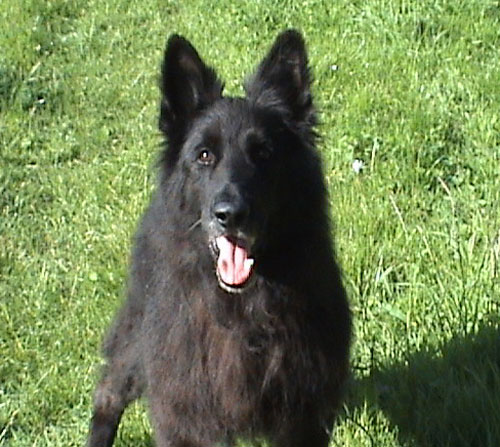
216,236,254,286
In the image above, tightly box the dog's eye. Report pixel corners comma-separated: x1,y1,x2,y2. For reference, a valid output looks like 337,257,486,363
250,144,272,163
197,149,216,166
257,147,271,161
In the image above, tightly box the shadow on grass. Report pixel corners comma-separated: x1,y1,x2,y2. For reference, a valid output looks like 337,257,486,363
350,324,500,447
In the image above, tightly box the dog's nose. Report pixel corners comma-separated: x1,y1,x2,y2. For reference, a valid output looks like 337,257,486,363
212,201,248,229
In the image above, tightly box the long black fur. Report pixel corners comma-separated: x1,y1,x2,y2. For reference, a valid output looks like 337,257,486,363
88,30,351,447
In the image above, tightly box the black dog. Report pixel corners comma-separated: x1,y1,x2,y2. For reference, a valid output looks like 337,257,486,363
88,30,351,447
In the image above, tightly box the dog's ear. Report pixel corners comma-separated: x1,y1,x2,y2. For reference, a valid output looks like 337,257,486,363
159,35,223,138
246,30,315,129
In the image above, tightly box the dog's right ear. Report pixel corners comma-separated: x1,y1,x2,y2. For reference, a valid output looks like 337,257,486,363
246,30,315,131
159,35,223,139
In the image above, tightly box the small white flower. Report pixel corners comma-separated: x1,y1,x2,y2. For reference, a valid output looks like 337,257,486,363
352,159,365,174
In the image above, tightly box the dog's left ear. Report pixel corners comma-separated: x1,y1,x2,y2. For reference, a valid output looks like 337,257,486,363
246,30,315,129
159,35,223,139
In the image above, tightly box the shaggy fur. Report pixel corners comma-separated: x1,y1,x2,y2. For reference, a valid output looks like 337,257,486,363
88,30,351,447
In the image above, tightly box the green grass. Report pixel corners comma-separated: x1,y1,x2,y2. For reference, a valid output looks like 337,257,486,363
1,0,499,446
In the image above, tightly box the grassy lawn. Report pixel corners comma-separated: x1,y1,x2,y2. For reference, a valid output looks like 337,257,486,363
1,0,499,446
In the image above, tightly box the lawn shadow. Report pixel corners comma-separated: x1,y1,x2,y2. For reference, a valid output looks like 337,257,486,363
349,324,500,447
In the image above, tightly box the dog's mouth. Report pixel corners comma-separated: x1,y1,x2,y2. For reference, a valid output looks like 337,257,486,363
210,236,255,294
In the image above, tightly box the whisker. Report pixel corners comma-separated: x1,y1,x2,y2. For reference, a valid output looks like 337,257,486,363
185,218,202,234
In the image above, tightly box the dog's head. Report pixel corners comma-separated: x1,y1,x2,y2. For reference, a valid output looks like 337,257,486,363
158,30,320,293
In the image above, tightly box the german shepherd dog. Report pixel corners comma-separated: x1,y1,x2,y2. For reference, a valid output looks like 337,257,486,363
88,30,351,447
